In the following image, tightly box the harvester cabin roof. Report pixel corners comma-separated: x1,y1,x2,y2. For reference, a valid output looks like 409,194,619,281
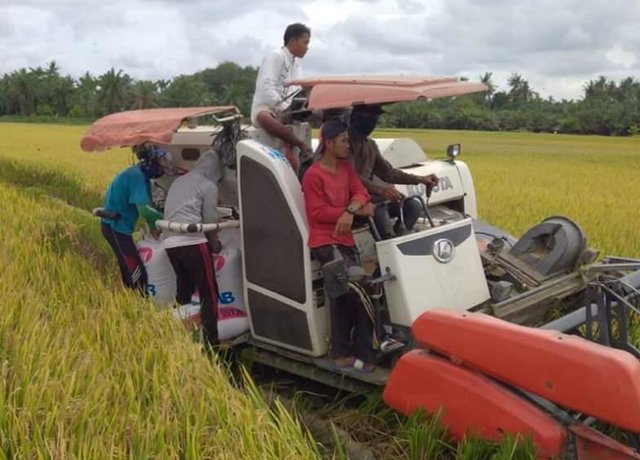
80,106,239,152
288,75,487,110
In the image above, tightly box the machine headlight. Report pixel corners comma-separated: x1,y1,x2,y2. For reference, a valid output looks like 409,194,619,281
447,143,461,160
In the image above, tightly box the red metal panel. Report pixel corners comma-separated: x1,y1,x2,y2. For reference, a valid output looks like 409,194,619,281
570,424,640,460
383,350,567,459
411,309,640,433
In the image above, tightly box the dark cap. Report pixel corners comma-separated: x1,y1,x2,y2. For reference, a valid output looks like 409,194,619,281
351,104,385,115
315,119,349,155
321,119,348,139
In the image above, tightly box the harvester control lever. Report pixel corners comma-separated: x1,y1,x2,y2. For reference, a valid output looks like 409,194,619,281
366,272,397,285
426,184,434,199
413,195,435,228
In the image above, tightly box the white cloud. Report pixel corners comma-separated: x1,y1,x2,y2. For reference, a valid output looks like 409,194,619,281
0,0,639,100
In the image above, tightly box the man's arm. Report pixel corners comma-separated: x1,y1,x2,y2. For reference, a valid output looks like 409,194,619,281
277,59,302,112
371,141,421,185
333,166,369,237
128,172,162,231
257,52,285,110
358,174,386,195
347,163,370,207
129,173,152,207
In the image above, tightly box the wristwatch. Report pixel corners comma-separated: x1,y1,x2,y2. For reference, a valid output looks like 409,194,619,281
346,204,358,215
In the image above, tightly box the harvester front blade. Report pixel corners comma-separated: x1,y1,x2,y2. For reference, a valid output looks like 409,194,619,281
570,424,640,460
410,309,640,433
383,350,567,458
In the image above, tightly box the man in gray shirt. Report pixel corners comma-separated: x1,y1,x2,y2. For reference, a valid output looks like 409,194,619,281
163,151,222,347
349,104,439,238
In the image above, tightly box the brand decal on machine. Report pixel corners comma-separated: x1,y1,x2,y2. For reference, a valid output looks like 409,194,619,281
433,238,455,263
406,176,454,197
431,176,453,193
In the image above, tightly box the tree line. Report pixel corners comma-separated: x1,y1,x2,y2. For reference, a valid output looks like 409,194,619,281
1,61,638,136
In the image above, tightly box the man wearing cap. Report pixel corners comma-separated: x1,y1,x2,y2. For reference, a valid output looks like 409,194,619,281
302,119,376,373
251,23,313,173
349,104,439,239
100,143,166,294
163,150,224,349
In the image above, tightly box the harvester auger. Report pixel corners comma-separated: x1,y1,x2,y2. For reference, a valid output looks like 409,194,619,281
81,75,640,459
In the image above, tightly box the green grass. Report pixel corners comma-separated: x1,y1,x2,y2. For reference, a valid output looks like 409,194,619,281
320,395,539,460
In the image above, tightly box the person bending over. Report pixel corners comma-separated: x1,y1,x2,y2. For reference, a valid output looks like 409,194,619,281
100,143,166,294
163,150,224,348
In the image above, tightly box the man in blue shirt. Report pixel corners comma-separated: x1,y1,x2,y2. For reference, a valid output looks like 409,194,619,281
100,143,166,293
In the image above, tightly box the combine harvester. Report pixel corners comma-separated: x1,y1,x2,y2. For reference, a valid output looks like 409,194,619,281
82,76,640,459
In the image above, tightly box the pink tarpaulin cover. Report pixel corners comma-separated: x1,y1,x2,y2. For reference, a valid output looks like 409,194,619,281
80,106,237,152
288,75,487,110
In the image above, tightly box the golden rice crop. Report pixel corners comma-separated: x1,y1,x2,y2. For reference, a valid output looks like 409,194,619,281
0,171,320,457
1,121,638,459
380,128,640,257
3,122,636,256
0,122,129,192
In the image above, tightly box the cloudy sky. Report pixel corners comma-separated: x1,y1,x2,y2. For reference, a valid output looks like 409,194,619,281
1,0,638,100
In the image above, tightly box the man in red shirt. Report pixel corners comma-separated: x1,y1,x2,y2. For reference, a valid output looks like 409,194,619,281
302,119,376,372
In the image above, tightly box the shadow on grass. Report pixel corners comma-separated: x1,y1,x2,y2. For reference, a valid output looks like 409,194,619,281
0,156,115,277
40,218,115,279
0,156,103,212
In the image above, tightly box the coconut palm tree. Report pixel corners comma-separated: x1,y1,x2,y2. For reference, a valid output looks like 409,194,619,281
10,69,37,115
98,68,132,114
479,72,496,104
132,80,159,109
507,73,536,107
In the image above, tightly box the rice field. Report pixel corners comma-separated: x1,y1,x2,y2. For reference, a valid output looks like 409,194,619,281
380,128,640,258
1,121,639,459
0,123,321,459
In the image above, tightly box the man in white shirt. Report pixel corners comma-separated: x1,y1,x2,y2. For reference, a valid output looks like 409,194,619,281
251,23,312,171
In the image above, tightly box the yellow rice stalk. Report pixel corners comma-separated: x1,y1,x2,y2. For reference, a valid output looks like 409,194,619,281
0,183,320,459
